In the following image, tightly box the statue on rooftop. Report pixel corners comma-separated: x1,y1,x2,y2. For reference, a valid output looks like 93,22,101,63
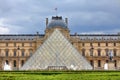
108,50,114,61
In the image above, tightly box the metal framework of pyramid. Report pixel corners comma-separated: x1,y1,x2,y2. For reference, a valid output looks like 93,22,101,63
20,29,92,70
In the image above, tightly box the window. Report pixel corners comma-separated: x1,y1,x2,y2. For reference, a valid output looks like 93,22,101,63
6,43,8,46
82,49,85,56
22,43,24,47
90,50,93,56
90,43,94,56
113,49,116,56
13,60,16,67
98,49,101,56
82,43,84,46
90,60,94,67
98,43,100,47
30,43,32,47
105,49,108,56
114,60,117,67
114,43,116,46
90,43,92,46
106,60,108,63
14,50,16,56
6,50,8,57
14,43,16,47
21,60,24,66
22,50,24,56
0,49,2,56
29,50,33,56
106,43,108,46
98,60,101,67
6,60,9,64
30,53,32,56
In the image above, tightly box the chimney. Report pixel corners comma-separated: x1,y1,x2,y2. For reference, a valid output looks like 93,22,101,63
46,18,48,26
75,32,78,36
36,32,39,35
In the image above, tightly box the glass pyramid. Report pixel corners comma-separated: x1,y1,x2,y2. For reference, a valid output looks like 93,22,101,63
20,29,92,70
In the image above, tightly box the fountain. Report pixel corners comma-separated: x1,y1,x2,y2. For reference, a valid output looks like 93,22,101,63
4,62,11,70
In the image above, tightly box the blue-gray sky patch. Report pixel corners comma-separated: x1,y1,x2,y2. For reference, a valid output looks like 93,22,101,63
0,0,120,34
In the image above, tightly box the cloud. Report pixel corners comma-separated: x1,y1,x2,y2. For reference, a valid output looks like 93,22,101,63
0,18,24,34
0,26,10,34
0,0,120,34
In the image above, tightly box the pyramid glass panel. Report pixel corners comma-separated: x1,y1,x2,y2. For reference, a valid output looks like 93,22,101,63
20,29,92,70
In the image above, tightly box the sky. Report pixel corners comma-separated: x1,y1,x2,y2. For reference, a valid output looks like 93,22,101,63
0,0,120,34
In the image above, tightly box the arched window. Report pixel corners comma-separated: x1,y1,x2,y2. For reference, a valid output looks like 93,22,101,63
98,60,101,67
90,44,94,56
14,50,16,56
30,53,32,56
13,60,16,67
14,43,16,47
98,49,101,56
6,50,9,57
90,43,92,46
82,49,85,56
6,60,9,64
90,60,94,67
105,49,108,56
113,49,117,56
6,43,8,46
114,60,117,67
22,50,24,56
22,43,24,47
106,43,108,46
106,60,108,63
98,43,100,47
29,49,33,56
30,43,32,47
0,49,1,56
114,43,116,46
21,60,24,66
82,43,84,46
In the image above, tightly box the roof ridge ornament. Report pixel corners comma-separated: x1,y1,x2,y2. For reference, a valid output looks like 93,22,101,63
46,16,68,29
52,16,62,20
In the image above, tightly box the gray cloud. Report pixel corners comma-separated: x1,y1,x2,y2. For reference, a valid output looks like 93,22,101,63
0,0,120,34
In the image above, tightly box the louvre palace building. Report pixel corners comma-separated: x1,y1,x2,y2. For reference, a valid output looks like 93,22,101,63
0,16,120,70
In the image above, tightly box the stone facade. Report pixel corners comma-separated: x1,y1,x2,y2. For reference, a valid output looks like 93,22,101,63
0,16,120,70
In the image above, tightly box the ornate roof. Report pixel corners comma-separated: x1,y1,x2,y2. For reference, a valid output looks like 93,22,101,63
0,34,119,41
0,34,44,41
71,34,120,41
47,16,67,29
